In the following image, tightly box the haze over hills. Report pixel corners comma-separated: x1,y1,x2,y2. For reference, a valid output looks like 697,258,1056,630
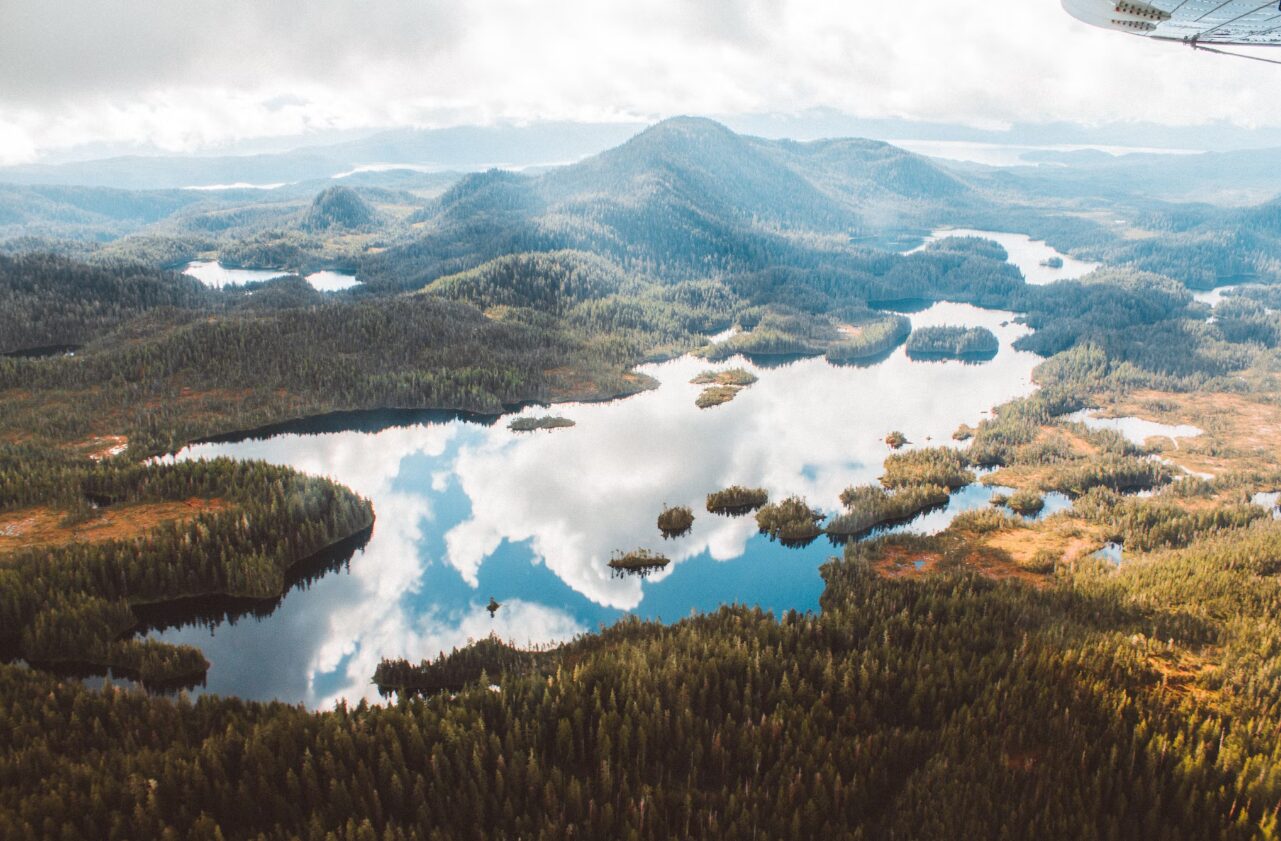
13,110,1281,184
0,122,649,190
352,116,991,290
12,110,1281,201
8,114,1281,298
11,114,1281,273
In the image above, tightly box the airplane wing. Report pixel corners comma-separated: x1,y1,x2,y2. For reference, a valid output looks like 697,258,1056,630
1063,0,1281,45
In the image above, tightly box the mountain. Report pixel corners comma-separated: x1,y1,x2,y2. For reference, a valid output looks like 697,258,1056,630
0,184,210,243
360,117,983,290
540,117,856,230
0,117,1009,294
0,122,645,190
302,186,379,232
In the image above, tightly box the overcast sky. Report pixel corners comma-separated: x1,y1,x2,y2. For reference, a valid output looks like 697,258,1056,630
1,0,1279,164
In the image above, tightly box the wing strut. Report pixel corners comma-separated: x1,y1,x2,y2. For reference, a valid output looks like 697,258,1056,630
1188,40,1281,62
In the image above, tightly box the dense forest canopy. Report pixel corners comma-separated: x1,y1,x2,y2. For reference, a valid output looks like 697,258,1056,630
4,117,1281,838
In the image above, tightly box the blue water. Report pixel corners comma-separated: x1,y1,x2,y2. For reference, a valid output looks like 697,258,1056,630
154,301,1044,707
1094,542,1124,566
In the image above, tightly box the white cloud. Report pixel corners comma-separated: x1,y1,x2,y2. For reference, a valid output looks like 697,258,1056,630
1,0,1280,163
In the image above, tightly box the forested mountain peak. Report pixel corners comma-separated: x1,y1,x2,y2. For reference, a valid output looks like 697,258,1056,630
366,119,998,290
301,186,379,232
615,115,745,156
430,169,542,222
537,116,855,232
542,116,807,195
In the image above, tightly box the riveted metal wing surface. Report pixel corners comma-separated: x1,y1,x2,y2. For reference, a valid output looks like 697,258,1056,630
1064,0,1281,45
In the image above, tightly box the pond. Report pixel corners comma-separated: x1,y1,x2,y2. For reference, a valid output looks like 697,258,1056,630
147,301,1044,708
1094,542,1124,567
1065,410,1202,448
303,270,362,292
906,229,1099,286
181,261,361,292
1252,492,1281,518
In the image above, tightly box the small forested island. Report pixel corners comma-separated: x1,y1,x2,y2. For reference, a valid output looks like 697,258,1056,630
703,310,913,364
695,384,741,408
690,368,757,387
1006,488,1046,516
607,548,671,577
657,504,695,537
373,635,554,697
706,485,769,515
691,368,757,408
508,415,576,432
755,495,826,545
905,325,1000,359
882,446,974,490
1041,255,1064,269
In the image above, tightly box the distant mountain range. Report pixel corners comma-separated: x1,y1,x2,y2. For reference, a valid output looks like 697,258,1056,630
7,112,1281,215
0,123,647,190
6,115,1281,296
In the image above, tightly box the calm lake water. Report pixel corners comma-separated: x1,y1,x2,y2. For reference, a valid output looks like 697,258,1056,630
906,229,1099,286
151,301,1043,708
1066,410,1202,448
182,261,361,292
1191,281,1262,308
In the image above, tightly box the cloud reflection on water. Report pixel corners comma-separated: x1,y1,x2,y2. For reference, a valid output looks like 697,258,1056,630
159,301,1041,707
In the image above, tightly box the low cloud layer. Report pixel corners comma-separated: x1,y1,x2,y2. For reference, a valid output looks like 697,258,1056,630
1,0,1276,163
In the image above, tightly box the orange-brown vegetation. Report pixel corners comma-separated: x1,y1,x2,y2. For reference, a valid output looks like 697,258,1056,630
1101,388,1281,478
0,498,228,559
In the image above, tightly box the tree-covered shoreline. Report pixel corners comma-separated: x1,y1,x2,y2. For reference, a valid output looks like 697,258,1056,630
5,116,1281,838
0,449,374,687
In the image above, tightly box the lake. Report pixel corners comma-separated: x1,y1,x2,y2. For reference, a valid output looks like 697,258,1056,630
150,301,1043,708
1191,280,1262,308
906,229,1099,285
181,261,361,292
